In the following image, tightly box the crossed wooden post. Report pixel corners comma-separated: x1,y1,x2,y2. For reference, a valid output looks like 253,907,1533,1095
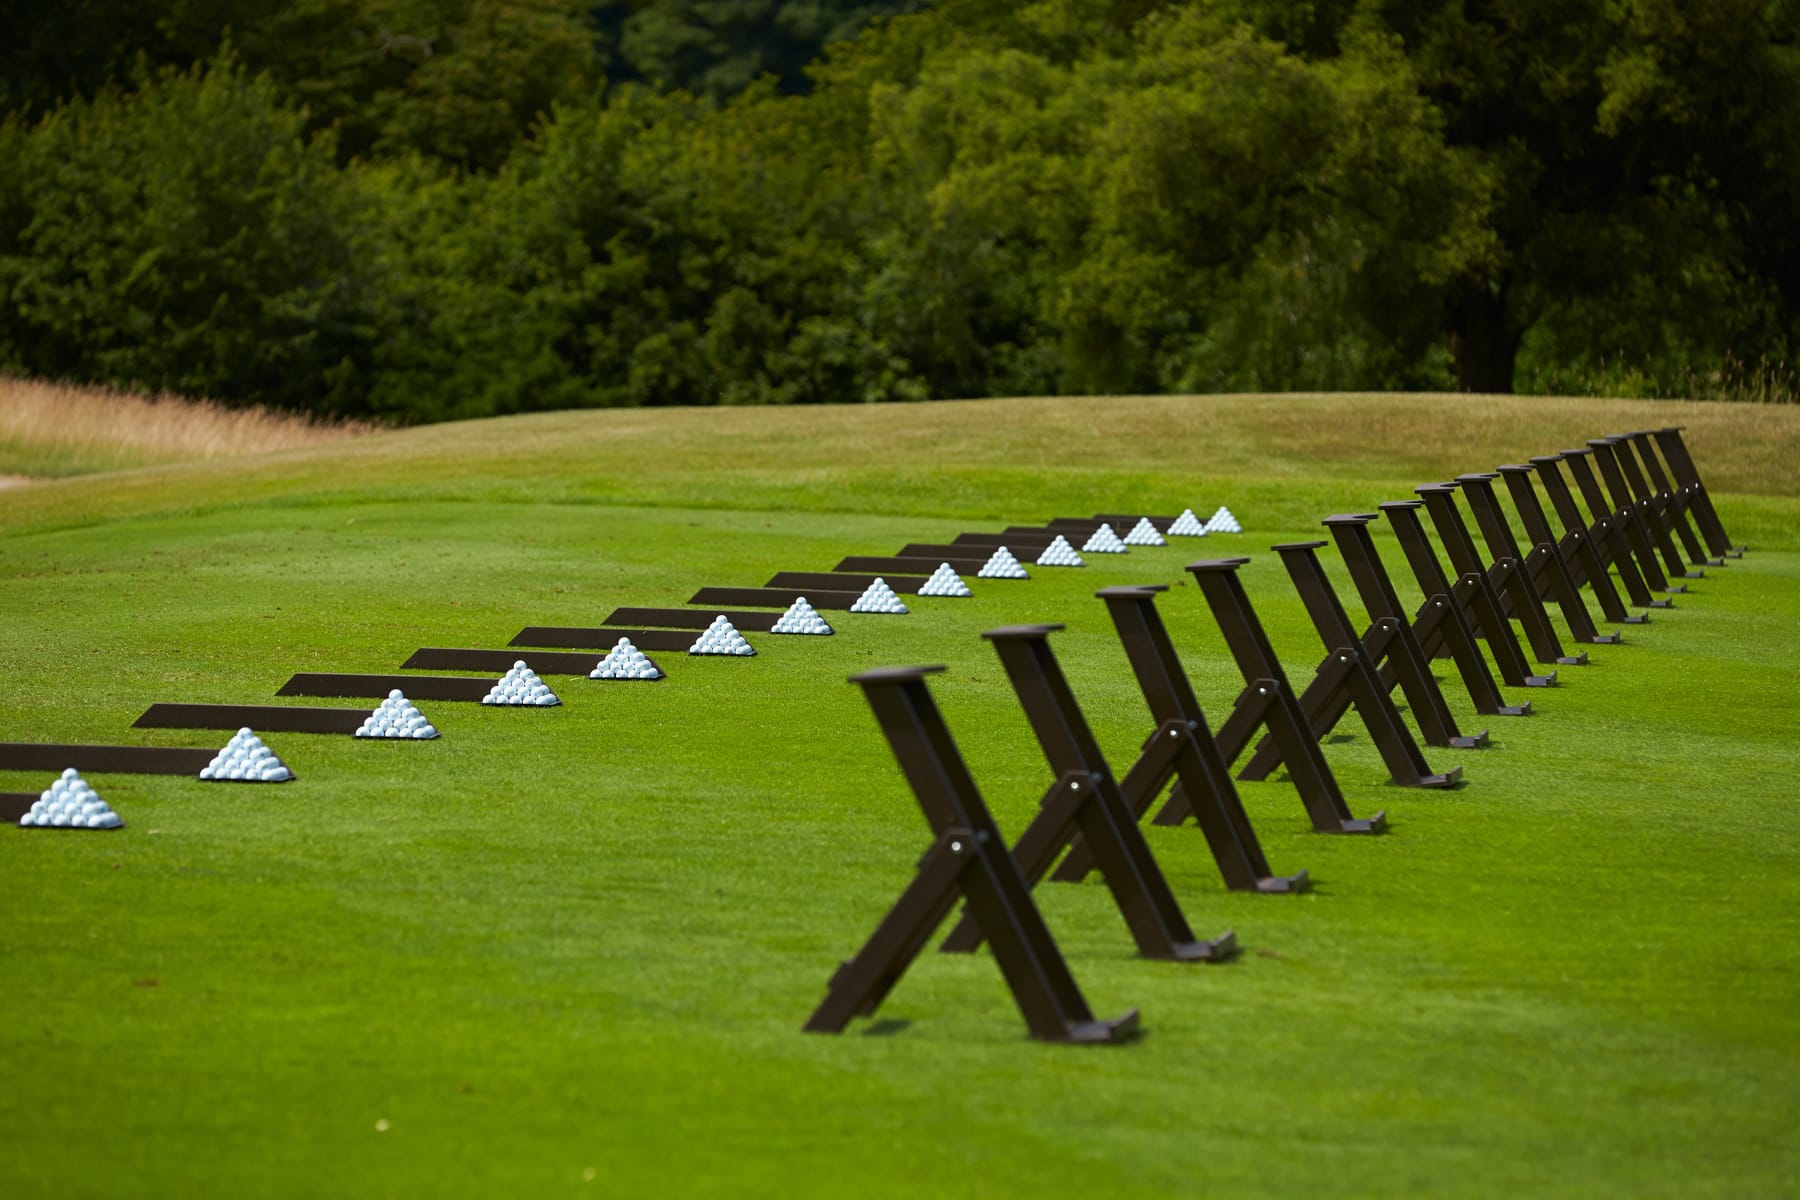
1433,475,1590,667
1651,427,1744,557
1511,458,1649,625
1544,448,1672,609
1589,438,1702,586
1413,484,1564,684
1170,559,1385,835
1456,471,1618,647
938,624,1237,961
803,665,1140,1043
1235,540,1461,789
1563,446,1682,598
1050,585,1309,893
1615,432,1719,568
1318,512,1499,741
1372,500,1537,710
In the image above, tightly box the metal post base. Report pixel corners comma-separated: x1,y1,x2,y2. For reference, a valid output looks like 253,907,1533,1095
1061,1013,1145,1044
1166,933,1239,962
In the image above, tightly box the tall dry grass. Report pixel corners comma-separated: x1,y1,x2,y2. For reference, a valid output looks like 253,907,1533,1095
0,377,376,478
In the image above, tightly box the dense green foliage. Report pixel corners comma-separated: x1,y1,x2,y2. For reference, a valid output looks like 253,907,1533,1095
2,0,1798,417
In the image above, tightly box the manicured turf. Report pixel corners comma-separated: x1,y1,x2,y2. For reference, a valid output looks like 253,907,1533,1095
2,395,1797,1197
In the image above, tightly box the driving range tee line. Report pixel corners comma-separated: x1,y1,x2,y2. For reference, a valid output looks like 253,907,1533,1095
133,704,374,734
764,572,933,593
603,608,791,631
687,586,868,610
832,556,994,575
507,628,712,652
277,674,500,701
0,743,216,775
401,648,620,675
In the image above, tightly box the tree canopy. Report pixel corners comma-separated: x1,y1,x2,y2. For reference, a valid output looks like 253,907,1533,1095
2,0,1796,417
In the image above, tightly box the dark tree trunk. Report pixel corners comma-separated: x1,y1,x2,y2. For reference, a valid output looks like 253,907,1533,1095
1451,281,1519,394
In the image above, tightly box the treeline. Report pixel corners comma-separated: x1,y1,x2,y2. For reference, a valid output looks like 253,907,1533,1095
2,0,1797,420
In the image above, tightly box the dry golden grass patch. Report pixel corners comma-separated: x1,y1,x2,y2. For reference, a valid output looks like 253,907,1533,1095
0,376,375,478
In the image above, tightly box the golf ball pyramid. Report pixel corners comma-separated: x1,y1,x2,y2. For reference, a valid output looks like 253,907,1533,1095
356,690,440,738
591,637,665,679
199,727,294,782
916,563,973,597
1082,523,1128,554
977,546,1029,579
850,578,909,614
1205,505,1242,533
19,768,122,829
1035,535,1084,567
690,616,755,656
1167,507,1209,537
771,597,834,633
482,660,561,706
1123,517,1166,546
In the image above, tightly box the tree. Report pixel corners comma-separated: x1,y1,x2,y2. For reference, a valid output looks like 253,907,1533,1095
1356,0,1800,393
0,56,381,411
592,0,922,102
0,0,604,172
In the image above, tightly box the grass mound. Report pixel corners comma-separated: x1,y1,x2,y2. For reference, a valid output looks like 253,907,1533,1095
2,393,1797,1197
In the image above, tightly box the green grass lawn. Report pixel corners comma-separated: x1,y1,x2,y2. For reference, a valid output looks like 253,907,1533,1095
2,394,1797,1197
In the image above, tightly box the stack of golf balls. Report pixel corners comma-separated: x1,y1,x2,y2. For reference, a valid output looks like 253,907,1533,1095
771,597,835,633
1205,505,1242,533
482,660,561,706
1123,517,1166,547
689,616,755,656
1082,523,1128,554
978,546,1029,579
19,769,122,829
591,637,665,679
1035,536,1085,567
850,578,909,614
1168,508,1209,536
917,564,974,597
355,690,440,738
199,727,293,781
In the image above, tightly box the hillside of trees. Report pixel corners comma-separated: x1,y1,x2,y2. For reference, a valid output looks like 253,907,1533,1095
3,0,1797,420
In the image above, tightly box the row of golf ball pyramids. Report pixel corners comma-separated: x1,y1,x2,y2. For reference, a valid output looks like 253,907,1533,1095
17,506,1243,826
980,508,1241,576
455,506,1251,689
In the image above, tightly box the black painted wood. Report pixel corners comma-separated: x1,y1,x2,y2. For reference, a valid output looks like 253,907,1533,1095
0,744,215,774
765,572,931,593
133,704,370,734
833,557,997,575
401,648,610,675
803,664,1140,1043
278,674,497,701
689,586,868,610
604,608,788,631
509,627,702,652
